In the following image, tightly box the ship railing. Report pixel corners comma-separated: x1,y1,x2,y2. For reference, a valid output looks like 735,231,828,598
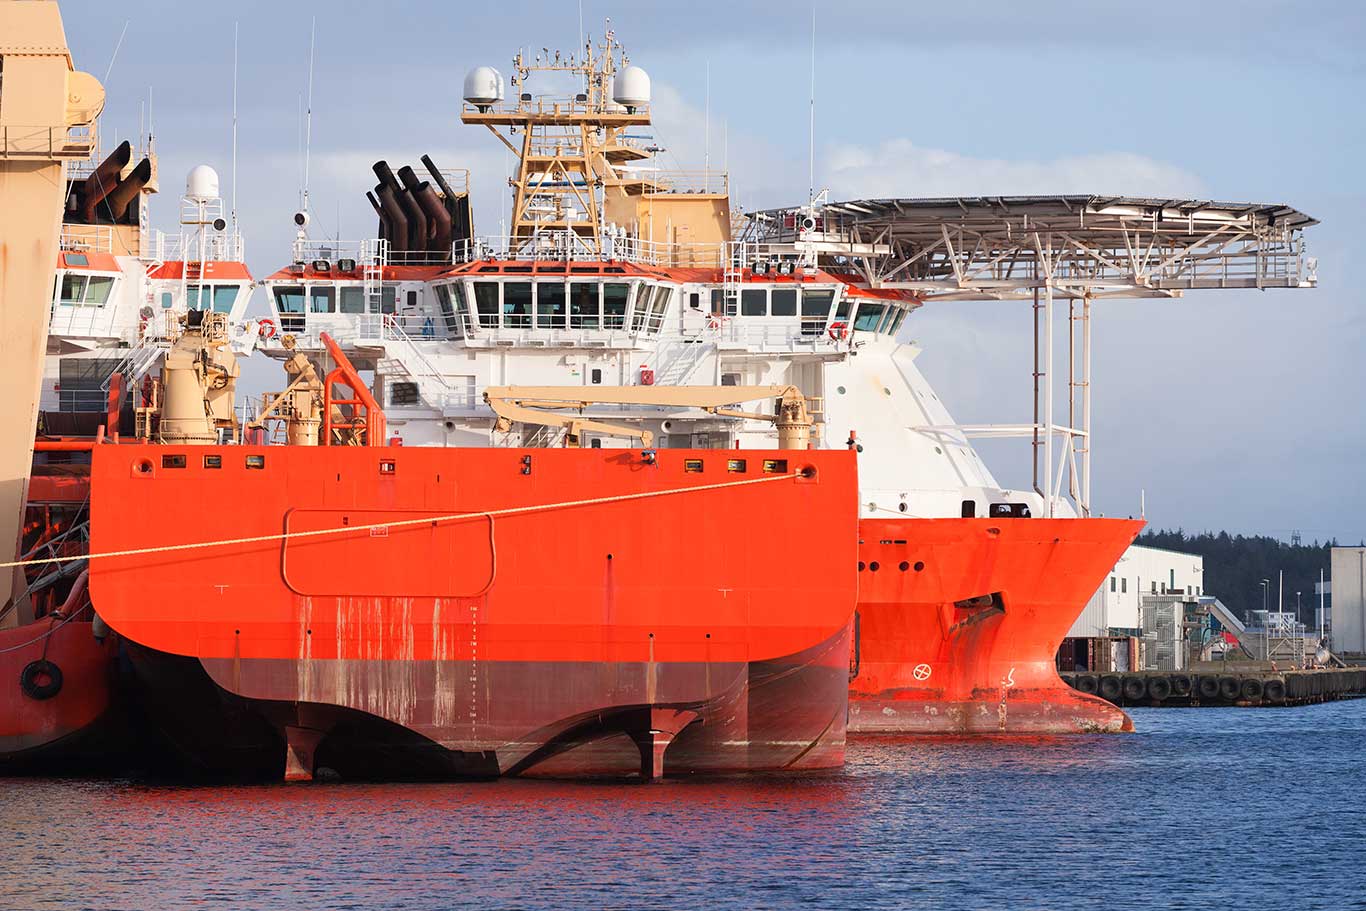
712,320,843,352
0,123,97,160
59,224,113,254
461,98,651,119
454,234,726,268
147,229,246,265
612,168,728,196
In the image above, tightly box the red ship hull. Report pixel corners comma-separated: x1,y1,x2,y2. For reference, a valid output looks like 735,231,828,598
849,517,1143,734
88,445,858,780
0,617,120,770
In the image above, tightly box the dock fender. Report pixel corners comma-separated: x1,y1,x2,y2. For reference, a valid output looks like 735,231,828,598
1074,674,1098,695
1217,676,1240,701
1169,674,1192,697
1239,678,1264,701
1098,675,1121,703
20,659,63,701
1196,675,1220,701
1147,676,1172,702
1263,678,1286,703
1120,676,1145,703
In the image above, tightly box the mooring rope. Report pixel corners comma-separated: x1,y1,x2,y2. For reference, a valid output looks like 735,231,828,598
0,472,800,570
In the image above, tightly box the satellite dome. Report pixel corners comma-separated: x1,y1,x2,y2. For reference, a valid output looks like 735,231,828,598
612,66,651,110
185,164,220,201
463,66,505,109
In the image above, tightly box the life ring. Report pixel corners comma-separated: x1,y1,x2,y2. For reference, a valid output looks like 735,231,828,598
20,659,62,701
828,321,848,341
257,318,277,339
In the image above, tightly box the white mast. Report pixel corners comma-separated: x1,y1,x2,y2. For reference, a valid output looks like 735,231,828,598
231,21,239,231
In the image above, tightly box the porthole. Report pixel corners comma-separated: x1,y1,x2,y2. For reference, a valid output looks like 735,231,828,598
899,561,910,572
934,446,943,455
883,387,891,396
836,385,846,394
914,561,925,572
857,561,866,571
869,561,880,572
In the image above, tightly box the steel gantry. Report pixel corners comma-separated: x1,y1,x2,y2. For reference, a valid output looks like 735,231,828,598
746,196,1319,517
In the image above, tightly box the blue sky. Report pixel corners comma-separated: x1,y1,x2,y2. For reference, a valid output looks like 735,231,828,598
62,0,1366,543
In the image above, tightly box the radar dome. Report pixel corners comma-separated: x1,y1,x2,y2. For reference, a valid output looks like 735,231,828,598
185,164,220,200
612,66,651,110
463,66,505,109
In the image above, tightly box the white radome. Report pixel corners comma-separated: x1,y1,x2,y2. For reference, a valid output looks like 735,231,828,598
612,65,651,108
185,164,220,201
462,66,505,106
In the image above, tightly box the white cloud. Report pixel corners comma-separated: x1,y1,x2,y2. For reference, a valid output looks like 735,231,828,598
824,139,1206,200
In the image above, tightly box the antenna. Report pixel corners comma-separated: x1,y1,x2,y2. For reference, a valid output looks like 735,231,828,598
301,17,317,226
231,21,239,231
704,60,710,180
104,20,130,85
808,6,816,203
578,0,584,55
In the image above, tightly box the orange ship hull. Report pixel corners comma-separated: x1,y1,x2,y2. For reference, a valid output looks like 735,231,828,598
849,517,1143,734
0,617,120,769
88,444,859,780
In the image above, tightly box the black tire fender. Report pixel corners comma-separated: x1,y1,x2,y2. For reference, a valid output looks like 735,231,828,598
1263,678,1287,703
1197,675,1220,701
1170,674,1192,697
1098,675,1122,702
1240,677,1264,701
1218,676,1240,701
1147,676,1173,701
1121,676,1146,703
1075,674,1099,695
20,659,63,701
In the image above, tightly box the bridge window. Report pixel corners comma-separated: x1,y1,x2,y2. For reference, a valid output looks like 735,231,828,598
800,288,834,335
877,306,897,333
741,288,766,316
503,282,532,328
770,288,797,317
310,286,335,313
451,283,473,334
339,286,365,314
537,282,566,328
434,284,460,334
58,274,88,305
213,286,238,313
473,282,499,327
58,273,116,307
644,287,671,333
603,283,629,329
273,286,306,314
570,282,599,328
834,298,850,320
889,308,908,336
852,302,885,332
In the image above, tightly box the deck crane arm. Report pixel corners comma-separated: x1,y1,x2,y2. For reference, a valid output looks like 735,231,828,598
482,385,814,449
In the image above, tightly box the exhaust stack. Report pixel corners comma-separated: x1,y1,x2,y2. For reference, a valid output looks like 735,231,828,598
78,139,131,223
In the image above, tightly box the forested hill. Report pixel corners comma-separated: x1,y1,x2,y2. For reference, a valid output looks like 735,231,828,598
1138,529,1341,624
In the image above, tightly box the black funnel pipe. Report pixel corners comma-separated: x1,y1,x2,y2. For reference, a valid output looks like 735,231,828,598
79,140,132,222
101,157,152,222
398,166,452,252
375,183,409,253
420,154,460,202
366,190,388,242
373,160,426,253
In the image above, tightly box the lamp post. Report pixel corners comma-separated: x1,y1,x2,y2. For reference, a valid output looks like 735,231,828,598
1260,579,1269,614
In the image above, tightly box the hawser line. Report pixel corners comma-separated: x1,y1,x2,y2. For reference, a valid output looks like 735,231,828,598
0,472,799,569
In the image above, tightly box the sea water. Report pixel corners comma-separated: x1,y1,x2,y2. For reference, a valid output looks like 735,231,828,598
3,701,1362,910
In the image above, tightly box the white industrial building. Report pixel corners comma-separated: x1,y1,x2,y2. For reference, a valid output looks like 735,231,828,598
1330,547,1366,655
1069,545,1206,638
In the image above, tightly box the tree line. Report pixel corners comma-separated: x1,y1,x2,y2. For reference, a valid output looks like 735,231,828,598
1137,529,1342,626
